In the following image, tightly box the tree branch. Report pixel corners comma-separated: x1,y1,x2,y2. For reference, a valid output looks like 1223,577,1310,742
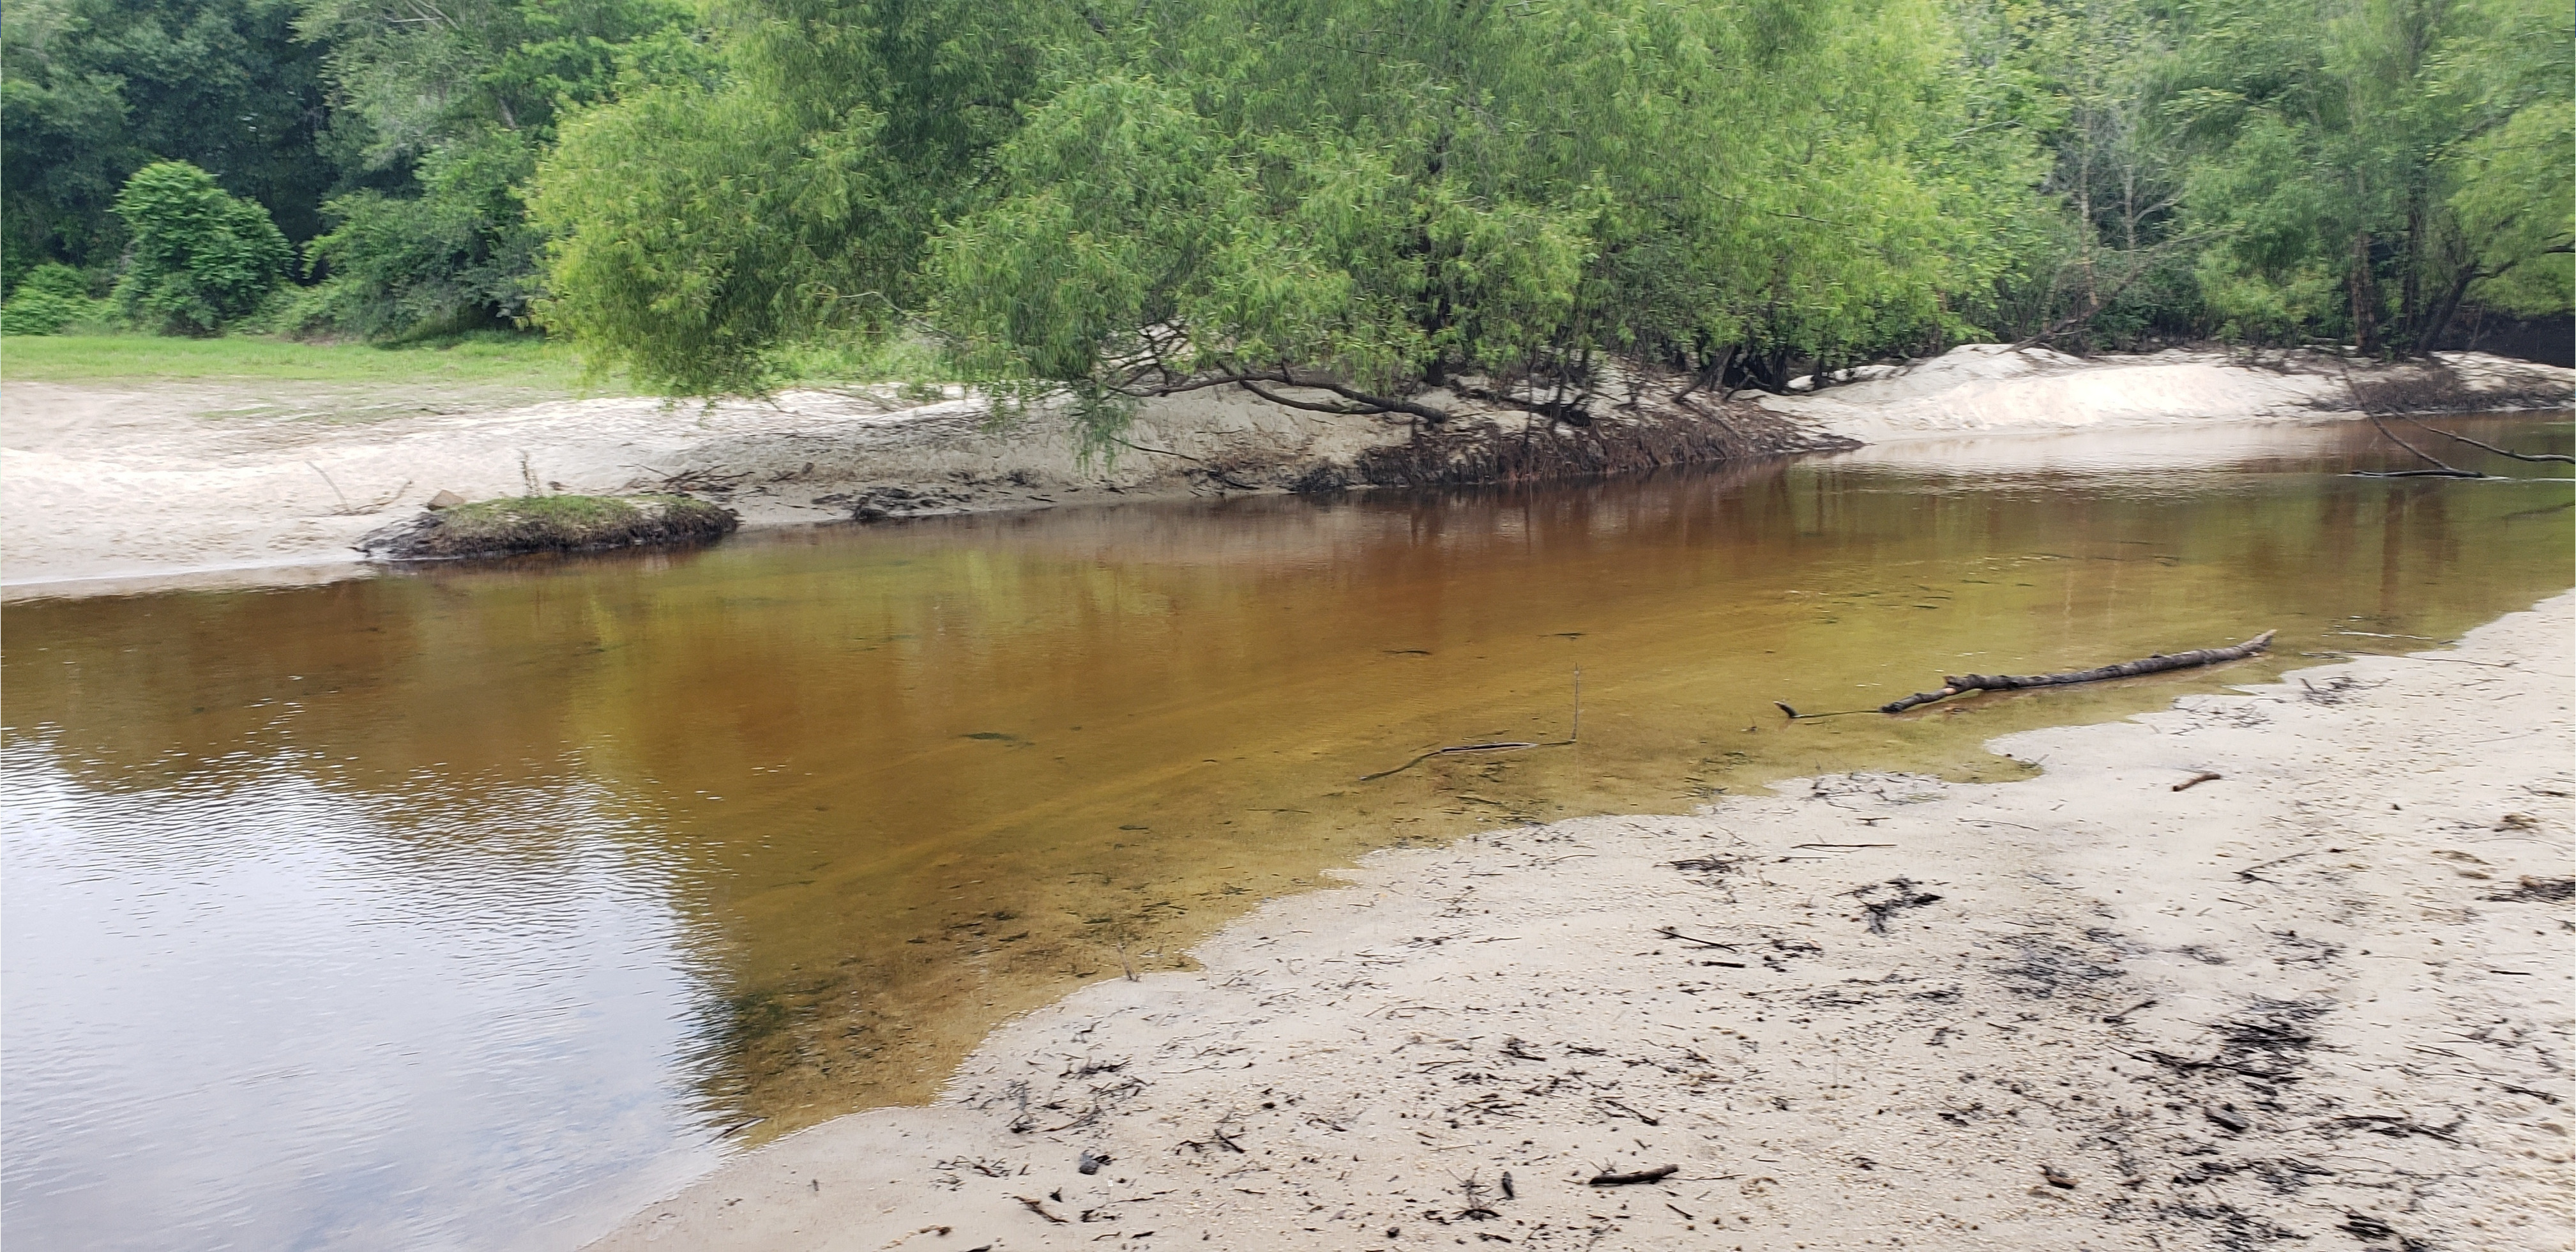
1135,369,1457,424
2401,417,2576,464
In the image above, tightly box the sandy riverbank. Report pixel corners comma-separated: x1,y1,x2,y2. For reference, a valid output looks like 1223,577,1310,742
4,345,2565,594
1757,344,2570,445
589,593,2575,1252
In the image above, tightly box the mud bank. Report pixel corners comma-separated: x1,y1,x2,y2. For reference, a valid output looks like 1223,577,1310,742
3,344,2566,592
589,593,2574,1252
0,378,1826,590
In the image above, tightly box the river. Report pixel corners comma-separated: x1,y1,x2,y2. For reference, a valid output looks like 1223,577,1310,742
3,414,2568,1251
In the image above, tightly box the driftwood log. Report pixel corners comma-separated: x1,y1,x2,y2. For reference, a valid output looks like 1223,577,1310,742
1881,630,2277,714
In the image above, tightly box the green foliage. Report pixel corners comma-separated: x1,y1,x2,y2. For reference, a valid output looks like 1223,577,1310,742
290,0,701,337
1959,0,2206,347
526,0,1068,390
110,161,294,335
528,72,891,393
300,132,545,336
539,0,2051,435
932,0,2049,420
298,0,696,165
2449,98,2575,316
7,0,2561,367
0,262,105,334
2436,0,2574,317
2158,0,2572,351
2,0,332,276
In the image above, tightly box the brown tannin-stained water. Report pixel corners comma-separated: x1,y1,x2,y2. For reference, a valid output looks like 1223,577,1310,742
4,415,2569,1251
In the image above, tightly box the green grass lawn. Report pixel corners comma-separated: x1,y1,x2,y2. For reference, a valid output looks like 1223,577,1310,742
0,332,628,390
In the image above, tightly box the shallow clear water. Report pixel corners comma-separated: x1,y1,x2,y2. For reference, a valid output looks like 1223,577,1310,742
4,415,2568,1251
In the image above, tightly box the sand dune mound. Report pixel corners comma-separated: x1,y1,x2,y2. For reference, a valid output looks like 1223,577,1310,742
1759,344,2573,443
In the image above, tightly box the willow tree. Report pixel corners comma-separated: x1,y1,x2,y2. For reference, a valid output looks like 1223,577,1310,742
529,0,1083,392
531,0,2044,432
927,0,2045,438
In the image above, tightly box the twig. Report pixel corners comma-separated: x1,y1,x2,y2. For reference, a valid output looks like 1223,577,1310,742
1850,878,1943,934
1773,701,1876,719
2338,651,2519,669
1109,434,1204,462
2236,851,2309,883
1107,436,1259,489
1654,926,1737,950
2172,771,2222,792
1359,741,1555,782
307,462,354,514
1589,1164,1679,1186
1015,1196,1069,1223
359,478,414,513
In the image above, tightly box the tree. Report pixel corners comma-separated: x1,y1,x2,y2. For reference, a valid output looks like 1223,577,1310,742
527,0,1075,390
291,0,701,335
2161,0,2572,353
534,0,2049,439
1,0,331,284
111,160,292,333
925,0,2044,437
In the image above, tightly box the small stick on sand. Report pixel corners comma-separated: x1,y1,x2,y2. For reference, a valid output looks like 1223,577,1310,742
1589,1164,1679,1186
1653,926,1737,950
1015,1196,1068,1223
307,461,354,514
2172,771,2222,792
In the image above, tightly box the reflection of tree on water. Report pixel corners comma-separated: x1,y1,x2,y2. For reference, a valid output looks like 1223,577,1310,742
5,415,2568,1150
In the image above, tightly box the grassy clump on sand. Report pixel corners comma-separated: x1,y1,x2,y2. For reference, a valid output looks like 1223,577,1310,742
368,494,736,559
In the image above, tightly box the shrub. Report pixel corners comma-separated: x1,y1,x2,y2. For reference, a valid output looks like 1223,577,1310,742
302,134,545,340
0,263,102,335
110,162,291,335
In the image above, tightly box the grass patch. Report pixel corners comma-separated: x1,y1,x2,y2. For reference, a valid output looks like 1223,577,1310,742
0,331,625,389
360,494,737,560
3,328,957,397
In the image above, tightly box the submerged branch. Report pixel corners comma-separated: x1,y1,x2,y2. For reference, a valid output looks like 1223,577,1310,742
2358,414,2485,478
2399,417,2575,464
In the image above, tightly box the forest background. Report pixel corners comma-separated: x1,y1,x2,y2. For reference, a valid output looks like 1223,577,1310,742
4,0,2568,432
